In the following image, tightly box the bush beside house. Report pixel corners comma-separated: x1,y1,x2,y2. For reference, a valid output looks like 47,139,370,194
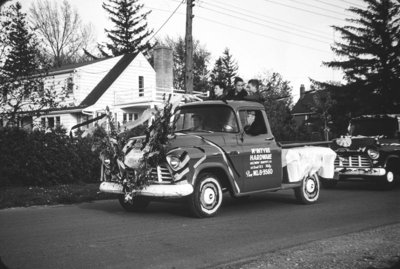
0,127,101,187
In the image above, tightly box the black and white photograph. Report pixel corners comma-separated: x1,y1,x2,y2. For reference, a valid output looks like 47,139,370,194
0,0,399,268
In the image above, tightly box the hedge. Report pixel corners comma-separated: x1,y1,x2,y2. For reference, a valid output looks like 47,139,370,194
0,127,101,187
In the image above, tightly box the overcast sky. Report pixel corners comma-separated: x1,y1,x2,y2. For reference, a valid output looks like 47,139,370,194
20,0,366,101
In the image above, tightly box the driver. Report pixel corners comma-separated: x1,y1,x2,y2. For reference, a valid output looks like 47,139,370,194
192,114,204,131
244,110,264,136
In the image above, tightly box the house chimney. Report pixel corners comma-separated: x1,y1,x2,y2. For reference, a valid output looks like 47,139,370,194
300,84,306,98
154,46,173,92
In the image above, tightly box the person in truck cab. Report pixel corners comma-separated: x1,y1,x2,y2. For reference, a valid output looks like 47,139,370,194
244,110,266,136
191,114,204,131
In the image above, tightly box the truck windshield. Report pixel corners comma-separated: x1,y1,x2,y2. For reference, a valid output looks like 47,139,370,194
349,117,398,138
174,105,239,133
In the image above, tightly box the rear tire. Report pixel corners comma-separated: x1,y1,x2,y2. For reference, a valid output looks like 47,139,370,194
294,174,320,204
189,173,223,218
118,195,150,212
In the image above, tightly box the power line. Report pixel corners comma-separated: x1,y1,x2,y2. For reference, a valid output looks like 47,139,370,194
338,0,365,9
310,0,351,11
148,0,185,40
262,0,345,21
195,15,330,53
201,0,333,40
287,0,349,16
198,5,330,44
146,6,331,53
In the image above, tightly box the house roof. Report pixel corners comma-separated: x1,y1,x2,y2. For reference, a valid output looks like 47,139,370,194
292,90,328,115
48,57,110,75
80,53,139,107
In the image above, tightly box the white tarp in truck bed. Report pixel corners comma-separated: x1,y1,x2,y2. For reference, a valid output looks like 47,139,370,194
282,147,337,183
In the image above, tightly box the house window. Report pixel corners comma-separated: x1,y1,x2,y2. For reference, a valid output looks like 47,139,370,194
134,113,138,120
38,81,45,97
139,76,144,97
41,116,61,128
48,117,55,128
67,77,74,94
123,113,135,123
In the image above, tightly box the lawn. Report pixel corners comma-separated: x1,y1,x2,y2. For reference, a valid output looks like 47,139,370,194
0,183,117,209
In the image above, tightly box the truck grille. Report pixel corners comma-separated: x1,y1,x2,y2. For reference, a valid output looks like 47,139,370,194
150,164,173,182
335,154,371,168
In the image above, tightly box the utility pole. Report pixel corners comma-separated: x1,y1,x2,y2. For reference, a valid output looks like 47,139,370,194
185,0,194,94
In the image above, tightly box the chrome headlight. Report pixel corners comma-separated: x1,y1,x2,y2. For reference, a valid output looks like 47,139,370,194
367,149,380,159
166,155,181,171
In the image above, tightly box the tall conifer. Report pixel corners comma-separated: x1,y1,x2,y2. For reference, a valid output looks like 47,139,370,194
324,0,400,113
101,0,154,57
211,48,238,92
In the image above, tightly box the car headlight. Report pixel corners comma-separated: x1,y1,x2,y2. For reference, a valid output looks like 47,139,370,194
166,155,181,170
367,149,380,159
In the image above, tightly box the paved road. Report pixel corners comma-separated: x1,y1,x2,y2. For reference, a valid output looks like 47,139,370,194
0,183,399,269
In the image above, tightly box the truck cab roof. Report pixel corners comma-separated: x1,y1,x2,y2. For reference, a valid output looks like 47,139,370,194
178,100,265,111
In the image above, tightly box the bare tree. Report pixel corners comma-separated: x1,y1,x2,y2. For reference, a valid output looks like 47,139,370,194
29,0,96,67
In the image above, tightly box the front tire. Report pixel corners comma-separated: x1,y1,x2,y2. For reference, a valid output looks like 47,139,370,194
294,174,320,204
379,167,397,190
118,195,150,212
189,173,223,218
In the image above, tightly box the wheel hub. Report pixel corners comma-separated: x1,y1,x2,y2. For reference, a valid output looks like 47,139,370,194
203,188,216,204
306,178,315,193
387,171,394,183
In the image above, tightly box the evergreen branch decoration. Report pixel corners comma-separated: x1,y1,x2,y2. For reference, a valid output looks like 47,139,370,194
92,97,174,193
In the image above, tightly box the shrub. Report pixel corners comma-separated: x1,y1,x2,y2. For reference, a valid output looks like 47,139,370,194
0,127,101,187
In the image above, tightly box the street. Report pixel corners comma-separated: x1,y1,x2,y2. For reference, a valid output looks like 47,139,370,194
0,182,399,269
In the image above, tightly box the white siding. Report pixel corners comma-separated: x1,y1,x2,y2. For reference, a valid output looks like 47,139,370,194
42,72,77,107
75,56,123,104
91,53,156,111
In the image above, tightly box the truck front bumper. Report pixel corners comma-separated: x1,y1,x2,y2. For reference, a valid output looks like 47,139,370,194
99,181,194,198
335,167,386,177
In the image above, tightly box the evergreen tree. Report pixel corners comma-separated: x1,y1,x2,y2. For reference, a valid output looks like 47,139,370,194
210,48,238,92
259,72,297,141
324,0,400,114
0,2,61,126
101,0,154,57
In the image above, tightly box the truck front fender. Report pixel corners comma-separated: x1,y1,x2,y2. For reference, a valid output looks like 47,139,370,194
191,162,242,195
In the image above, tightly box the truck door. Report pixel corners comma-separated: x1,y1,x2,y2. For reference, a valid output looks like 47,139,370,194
237,109,282,192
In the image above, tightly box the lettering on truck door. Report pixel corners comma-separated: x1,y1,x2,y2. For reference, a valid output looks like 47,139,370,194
238,109,282,192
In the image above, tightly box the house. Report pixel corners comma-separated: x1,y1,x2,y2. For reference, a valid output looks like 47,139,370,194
292,85,331,140
292,84,316,127
15,46,174,132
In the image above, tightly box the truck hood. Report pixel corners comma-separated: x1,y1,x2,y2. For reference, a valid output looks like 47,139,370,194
333,135,400,152
166,132,227,151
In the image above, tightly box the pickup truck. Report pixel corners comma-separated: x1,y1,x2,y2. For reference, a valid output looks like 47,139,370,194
99,100,336,217
327,114,400,189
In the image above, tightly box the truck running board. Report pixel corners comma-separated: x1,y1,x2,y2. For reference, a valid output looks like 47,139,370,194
280,183,302,190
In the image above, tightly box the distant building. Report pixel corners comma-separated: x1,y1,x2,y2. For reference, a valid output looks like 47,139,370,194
292,84,329,140
292,84,315,127
4,46,175,132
